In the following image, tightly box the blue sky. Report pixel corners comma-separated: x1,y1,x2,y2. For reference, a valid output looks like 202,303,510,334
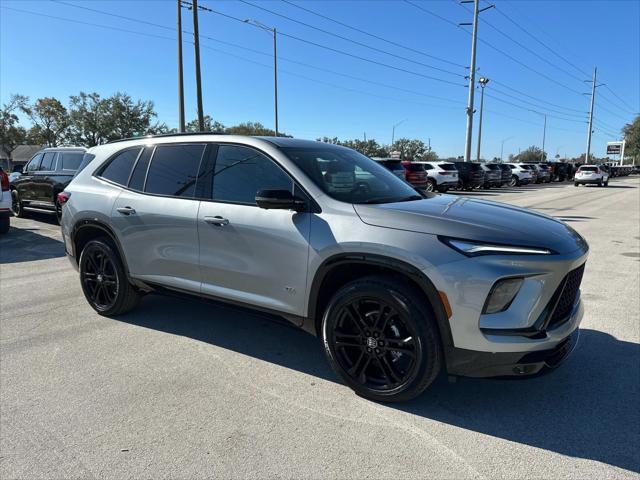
1,0,639,159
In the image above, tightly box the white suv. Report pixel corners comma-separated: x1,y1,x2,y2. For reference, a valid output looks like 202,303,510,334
574,165,609,187
415,161,459,192
506,163,533,187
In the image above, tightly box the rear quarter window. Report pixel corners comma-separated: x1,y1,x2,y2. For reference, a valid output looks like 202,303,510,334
99,148,142,186
58,152,84,171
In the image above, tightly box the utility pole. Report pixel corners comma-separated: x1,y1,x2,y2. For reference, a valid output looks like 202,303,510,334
192,0,205,132
584,67,604,163
460,0,494,162
177,0,185,133
475,77,489,161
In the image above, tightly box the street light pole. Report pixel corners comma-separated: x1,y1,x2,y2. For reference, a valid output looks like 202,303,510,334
541,114,547,162
177,0,185,133
500,136,514,162
273,27,279,136
584,67,604,163
475,77,489,162
192,0,205,132
391,119,407,145
245,19,279,136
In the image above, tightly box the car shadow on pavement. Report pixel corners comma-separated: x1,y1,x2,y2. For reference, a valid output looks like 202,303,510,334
397,328,640,474
114,295,639,473
0,225,65,264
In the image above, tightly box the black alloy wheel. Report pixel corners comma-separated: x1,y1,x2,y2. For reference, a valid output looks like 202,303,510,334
79,238,140,315
322,276,441,402
425,179,436,192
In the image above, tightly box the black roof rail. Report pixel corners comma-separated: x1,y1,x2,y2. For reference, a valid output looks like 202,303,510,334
106,132,230,144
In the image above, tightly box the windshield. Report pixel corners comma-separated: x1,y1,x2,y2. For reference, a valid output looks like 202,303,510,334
485,164,500,170
281,146,421,204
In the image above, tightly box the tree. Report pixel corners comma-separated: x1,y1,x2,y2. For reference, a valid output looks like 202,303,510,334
390,138,428,160
106,92,157,141
225,121,290,136
67,92,112,146
622,115,640,162
513,146,546,163
185,115,225,133
0,94,28,161
20,97,69,146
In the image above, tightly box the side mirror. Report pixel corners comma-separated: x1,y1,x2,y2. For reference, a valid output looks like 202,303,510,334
256,189,306,212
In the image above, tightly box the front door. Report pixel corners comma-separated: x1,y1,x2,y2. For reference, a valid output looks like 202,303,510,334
197,144,311,316
14,153,43,204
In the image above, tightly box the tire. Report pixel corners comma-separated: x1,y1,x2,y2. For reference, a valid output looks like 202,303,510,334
321,275,442,402
55,200,62,225
425,179,436,192
574,183,579,187
597,180,602,187
79,237,140,316
0,217,9,234
437,186,448,193
604,180,609,187
11,190,24,217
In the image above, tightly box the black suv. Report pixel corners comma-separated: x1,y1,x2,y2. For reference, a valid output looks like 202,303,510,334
11,147,86,223
452,161,484,190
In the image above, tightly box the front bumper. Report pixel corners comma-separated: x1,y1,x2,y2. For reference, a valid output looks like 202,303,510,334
447,328,579,377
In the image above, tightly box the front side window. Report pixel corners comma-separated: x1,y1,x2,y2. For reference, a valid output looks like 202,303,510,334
145,144,204,197
212,145,293,204
281,145,420,204
100,148,141,186
25,154,43,172
39,152,57,171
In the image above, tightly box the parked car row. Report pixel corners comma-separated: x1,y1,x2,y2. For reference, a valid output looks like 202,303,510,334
373,159,599,192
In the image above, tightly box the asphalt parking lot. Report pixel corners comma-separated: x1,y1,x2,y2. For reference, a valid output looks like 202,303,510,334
1,178,639,479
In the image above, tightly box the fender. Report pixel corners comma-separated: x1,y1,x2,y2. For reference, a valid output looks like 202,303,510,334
71,219,131,274
305,253,455,366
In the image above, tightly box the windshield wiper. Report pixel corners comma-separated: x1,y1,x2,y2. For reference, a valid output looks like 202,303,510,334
362,195,422,204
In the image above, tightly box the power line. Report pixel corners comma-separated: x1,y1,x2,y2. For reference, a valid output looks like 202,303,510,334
190,2,468,87
490,80,586,113
601,84,639,115
484,92,588,124
237,0,464,77
489,87,587,119
280,0,467,68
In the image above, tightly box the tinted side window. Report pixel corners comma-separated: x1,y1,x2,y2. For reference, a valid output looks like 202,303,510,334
128,147,153,191
100,148,141,186
40,152,56,171
145,144,204,197
25,154,43,172
212,145,292,205
59,152,84,170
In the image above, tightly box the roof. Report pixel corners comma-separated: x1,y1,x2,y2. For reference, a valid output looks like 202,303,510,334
8,145,43,163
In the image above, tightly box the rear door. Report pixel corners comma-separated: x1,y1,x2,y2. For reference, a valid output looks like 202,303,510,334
197,143,311,316
33,151,57,204
109,143,206,293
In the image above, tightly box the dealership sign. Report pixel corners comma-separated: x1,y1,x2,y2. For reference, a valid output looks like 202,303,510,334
607,142,622,155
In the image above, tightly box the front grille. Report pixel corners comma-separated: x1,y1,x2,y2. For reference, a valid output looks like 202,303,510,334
548,263,585,328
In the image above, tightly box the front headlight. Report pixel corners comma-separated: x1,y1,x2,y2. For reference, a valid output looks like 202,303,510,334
440,237,553,256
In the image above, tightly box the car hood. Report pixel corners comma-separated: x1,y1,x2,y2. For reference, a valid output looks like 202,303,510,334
354,195,588,254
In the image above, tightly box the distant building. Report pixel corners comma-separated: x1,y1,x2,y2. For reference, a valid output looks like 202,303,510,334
0,145,42,171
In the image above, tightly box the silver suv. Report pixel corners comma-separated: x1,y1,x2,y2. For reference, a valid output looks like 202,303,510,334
61,135,588,402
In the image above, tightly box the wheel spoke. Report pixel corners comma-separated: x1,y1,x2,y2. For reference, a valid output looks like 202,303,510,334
345,304,369,335
378,356,402,383
374,305,392,332
348,351,372,381
386,336,414,348
335,340,363,349
87,254,100,273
